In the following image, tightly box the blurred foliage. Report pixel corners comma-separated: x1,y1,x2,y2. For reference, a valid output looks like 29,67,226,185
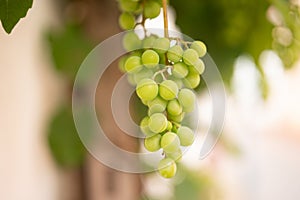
142,164,219,200
170,0,300,87
47,23,94,167
48,105,86,167
173,164,217,200
47,23,94,80
0,0,33,33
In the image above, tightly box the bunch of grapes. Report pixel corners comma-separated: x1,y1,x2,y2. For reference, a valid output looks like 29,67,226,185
117,0,206,178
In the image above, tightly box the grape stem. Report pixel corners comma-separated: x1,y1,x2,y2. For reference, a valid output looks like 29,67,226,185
152,66,172,80
162,0,169,38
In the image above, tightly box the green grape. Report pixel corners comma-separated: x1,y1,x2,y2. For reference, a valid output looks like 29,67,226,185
130,50,143,57
124,56,142,73
148,113,168,133
119,12,135,30
172,62,188,79
153,38,170,54
190,41,207,57
142,35,157,49
182,48,199,66
141,98,149,106
140,116,156,136
167,99,183,116
148,96,167,110
142,50,160,68
123,32,142,51
178,88,196,113
118,55,128,73
159,80,179,100
136,78,158,101
166,148,182,162
166,121,173,131
144,1,161,19
133,67,154,83
177,126,195,146
169,76,183,89
188,65,198,75
190,59,205,74
127,73,137,85
119,0,139,12
160,132,180,153
134,4,143,15
144,134,161,152
148,104,165,115
168,112,185,123
158,158,177,178
167,45,183,63
183,72,200,89
147,96,167,115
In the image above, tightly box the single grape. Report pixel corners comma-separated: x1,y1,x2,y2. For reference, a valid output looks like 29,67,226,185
119,0,139,12
190,59,205,74
148,104,165,115
147,96,167,110
167,45,183,63
153,38,170,54
168,112,185,123
123,31,142,51
178,88,196,113
144,134,161,152
148,113,168,133
182,48,199,66
136,78,158,101
177,126,195,146
142,50,160,68
127,73,137,85
147,96,167,115
190,40,207,57
133,67,154,83
144,1,161,19
167,99,183,116
183,72,200,89
124,56,142,73
159,80,179,100
158,158,177,178
140,116,156,136
118,55,128,73
119,12,135,30
166,121,173,131
142,35,157,49
130,50,143,57
169,76,183,89
172,62,188,79
160,132,180,153
166,148,182,162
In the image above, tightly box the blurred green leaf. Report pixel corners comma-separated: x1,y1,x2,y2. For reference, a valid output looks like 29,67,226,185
170,0,273,86
174,164,216,200
48,106,86,167
47,23,94,80
0,0,33,33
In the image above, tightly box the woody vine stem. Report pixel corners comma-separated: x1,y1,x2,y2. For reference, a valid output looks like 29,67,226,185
162,0,169,38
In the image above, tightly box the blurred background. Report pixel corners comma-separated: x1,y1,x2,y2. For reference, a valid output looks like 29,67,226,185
1,0,300,199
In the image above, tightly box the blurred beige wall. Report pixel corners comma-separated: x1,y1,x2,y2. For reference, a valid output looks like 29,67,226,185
0,0,64,199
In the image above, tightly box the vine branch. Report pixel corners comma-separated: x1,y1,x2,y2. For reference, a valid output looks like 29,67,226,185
162,0,169,38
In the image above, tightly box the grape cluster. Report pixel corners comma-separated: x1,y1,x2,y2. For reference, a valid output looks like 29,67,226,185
117,0,207,178
118,0,161,30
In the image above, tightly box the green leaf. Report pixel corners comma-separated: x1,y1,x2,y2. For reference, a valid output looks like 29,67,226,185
48,106,86,167
0,0,33,33
47,23,94,80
